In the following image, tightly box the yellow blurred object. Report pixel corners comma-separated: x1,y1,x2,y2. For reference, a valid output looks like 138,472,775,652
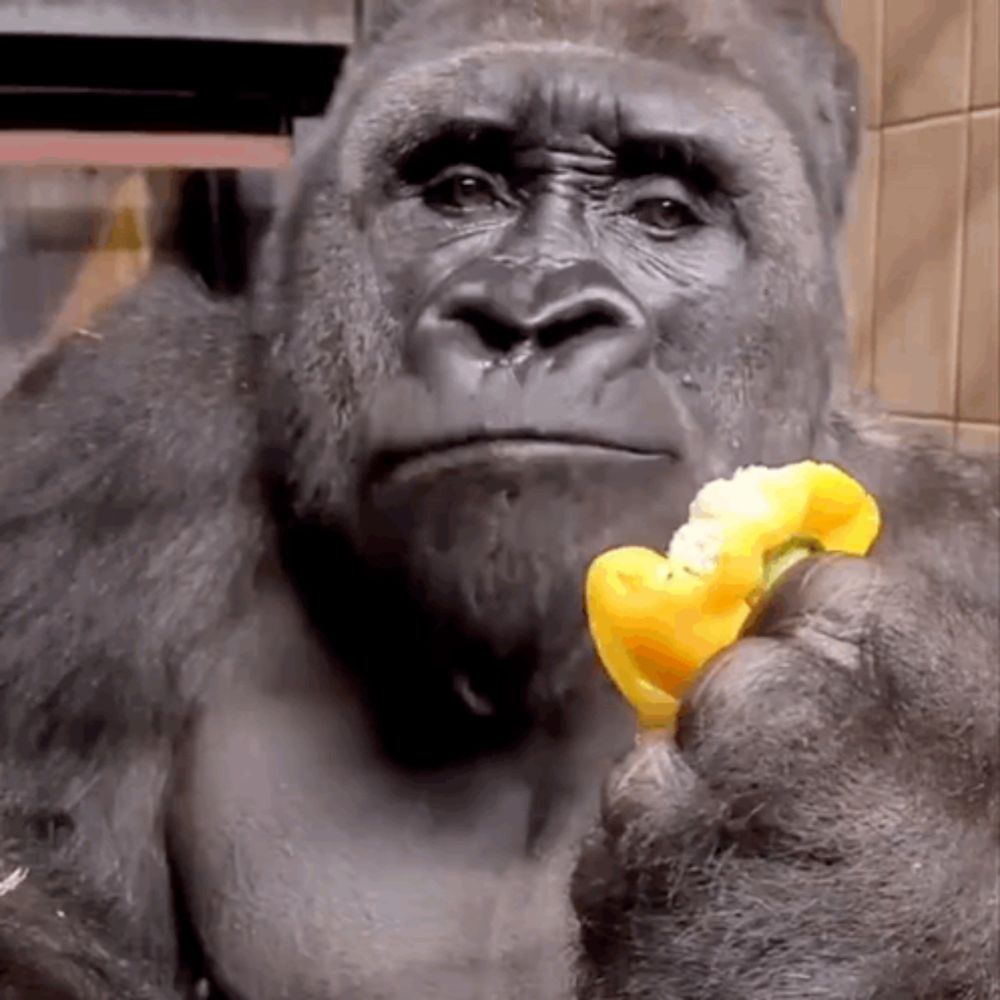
48,171,154,340
585,462,881,730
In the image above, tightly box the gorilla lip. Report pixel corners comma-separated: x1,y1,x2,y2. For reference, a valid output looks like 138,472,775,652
370,434,675,481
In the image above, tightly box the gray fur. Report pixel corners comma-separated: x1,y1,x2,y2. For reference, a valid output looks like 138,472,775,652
0,2,996,998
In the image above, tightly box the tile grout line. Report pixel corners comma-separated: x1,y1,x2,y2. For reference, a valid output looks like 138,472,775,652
891,411,999,426
880,108,990,133
873,0,886,128
867,0,886,392
948,0,978,446
862,129,881,391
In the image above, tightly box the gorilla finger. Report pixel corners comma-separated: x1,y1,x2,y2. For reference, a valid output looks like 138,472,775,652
600,734,722,851
681,634,831,731
675,631,869,797
569,827,629,948
601,733,685,833
674,556,886,753
743,551,881,645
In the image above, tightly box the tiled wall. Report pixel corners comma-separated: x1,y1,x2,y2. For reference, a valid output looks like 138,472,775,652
839,0,999,455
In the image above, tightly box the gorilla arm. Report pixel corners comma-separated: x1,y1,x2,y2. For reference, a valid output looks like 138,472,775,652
572,436,1000,1000
0,267,256,998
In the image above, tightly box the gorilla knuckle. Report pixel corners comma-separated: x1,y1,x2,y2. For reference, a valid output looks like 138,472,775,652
600,736,705,838
570,830,630,948
744,552,882,645
673,554,921,761
678,631,857,757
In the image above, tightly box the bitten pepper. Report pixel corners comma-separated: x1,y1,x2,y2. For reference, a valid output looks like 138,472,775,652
585,461,882,729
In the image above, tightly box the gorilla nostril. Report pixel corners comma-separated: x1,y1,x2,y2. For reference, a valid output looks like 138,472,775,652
449,305,523,354
537,305,621,349
455,302,622,353
430,262,644,361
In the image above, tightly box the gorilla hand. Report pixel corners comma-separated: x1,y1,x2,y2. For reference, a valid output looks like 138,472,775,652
572,554,1000,1000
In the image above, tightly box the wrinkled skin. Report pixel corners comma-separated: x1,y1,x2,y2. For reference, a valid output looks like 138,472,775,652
0,1,997,999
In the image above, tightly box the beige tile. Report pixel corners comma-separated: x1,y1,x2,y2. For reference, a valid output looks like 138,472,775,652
955,421,1000,453
959,110,1000,422
971,0,1000,109
840,0,884,125
873,118,967,416
882,0,972,123
843,129,882,389
886,414,957,447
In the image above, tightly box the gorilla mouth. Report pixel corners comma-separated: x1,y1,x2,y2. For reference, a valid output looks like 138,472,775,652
371,433,676,482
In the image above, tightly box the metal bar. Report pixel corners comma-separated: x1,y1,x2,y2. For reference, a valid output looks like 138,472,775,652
0,1,354,46
0,34,344,133
0,132,292,169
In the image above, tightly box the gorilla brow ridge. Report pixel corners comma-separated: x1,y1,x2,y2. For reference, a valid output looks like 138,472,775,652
392,121,740,208
344,88,753,220
335,27,851,231
395,121,518,186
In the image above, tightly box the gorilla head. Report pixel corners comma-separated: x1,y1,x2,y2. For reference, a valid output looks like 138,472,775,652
253,0,861,737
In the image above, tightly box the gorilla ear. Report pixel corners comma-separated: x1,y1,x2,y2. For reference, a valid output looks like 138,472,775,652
813,0,864,217
828,35,863,216
757,0,863,220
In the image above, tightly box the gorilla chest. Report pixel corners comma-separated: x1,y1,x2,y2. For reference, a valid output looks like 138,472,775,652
173,690,581,1000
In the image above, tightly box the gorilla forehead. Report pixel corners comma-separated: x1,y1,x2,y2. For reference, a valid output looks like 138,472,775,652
359,0,835,73
340,46,777,187
329,0,856,216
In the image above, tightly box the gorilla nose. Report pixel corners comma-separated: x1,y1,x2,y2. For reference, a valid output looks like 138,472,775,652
410,259,649,376
450,260,642,351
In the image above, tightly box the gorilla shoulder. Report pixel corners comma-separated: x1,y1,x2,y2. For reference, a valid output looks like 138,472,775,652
1,264,253,496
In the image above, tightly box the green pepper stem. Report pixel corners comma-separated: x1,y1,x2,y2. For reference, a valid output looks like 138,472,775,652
751,540,818,607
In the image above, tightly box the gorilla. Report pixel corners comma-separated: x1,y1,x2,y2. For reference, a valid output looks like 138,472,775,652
1,0,997,998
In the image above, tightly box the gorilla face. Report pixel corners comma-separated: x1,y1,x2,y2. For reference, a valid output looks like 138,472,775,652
257,0,858,718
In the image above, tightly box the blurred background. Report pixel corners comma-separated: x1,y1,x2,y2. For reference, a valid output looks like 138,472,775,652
0,0,353,394
0,0,997,458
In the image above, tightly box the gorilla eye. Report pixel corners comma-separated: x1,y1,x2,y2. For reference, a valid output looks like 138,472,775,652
631,197,699,236
423,168,504,214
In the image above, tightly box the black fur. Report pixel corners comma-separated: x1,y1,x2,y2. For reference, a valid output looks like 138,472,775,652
0,2,996,998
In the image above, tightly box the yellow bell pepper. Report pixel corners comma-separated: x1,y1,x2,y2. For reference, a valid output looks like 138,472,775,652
585,461,881,730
